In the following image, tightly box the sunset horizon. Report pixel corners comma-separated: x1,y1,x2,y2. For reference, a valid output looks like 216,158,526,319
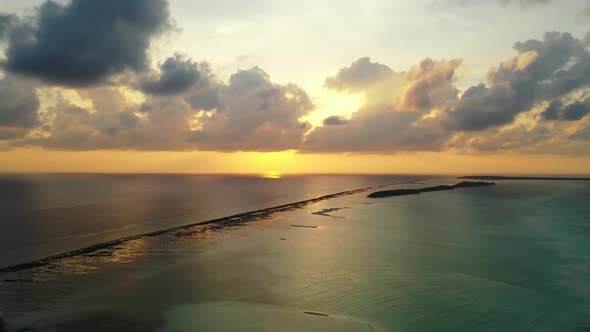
1,1,589,331
1,1,590,175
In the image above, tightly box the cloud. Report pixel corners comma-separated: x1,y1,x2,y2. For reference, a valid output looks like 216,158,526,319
515,32,590,100
445,83,520,131
184,84,223,111
304,32,590,154
0,75,39,129
324,57,400,93
24,88,200,150
19,66,313,151
323,116,348,126
0,127,28,140
1,0,171,86
139,54,208,95
571,125,590,140
542,99,590,121
541,100,563,120
400,58,462,110
188,67,313,151
0,13,17,40
557,101,590,121
25,88,143,150
457,124,554,152
303,58,459,153
304,110,449,153
446,31,590,131
323,57,461,111
1,9,588,157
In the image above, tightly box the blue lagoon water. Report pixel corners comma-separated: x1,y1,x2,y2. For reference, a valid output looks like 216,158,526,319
0,175,589,331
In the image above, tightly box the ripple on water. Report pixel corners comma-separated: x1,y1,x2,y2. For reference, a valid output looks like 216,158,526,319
158,301,381,331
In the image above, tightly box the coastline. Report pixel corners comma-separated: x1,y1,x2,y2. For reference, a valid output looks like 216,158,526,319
367,181,495,198
0,180,419,274
460,175,590,181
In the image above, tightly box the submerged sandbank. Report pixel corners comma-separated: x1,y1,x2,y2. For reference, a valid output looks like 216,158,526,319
0,181,404,274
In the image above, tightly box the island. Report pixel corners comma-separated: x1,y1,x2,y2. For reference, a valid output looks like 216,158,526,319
366,189,422,198
459,176,590,181
367,181,495,198
452,181,496,188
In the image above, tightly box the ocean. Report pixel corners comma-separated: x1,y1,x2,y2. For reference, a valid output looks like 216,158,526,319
1,175,589,331
0,174,417,268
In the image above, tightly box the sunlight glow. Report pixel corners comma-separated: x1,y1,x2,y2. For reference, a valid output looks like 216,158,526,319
260,171,282,179
302,89,364,127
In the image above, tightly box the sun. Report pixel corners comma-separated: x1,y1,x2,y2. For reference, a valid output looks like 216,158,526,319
261,171,282,179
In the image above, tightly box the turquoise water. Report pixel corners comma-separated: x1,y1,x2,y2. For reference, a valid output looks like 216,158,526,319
1,178,589,331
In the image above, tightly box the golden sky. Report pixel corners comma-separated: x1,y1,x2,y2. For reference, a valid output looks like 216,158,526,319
1,148,589,175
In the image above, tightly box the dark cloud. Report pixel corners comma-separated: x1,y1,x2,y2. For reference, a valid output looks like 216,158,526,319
2,0,171,86
515,32,590,100
542,99,590,121
0,75,39,130
139,54,206,95
323,116,348,126
541,100,563,120
445,84,520,131
446,31,590,131
0,13,17,40
556,101,590,121
0,127,28,140
184,85,223,111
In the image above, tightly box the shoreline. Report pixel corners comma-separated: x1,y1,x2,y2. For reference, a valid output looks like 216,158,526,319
367,181,495,198
0,180,421,274
460,175,590,181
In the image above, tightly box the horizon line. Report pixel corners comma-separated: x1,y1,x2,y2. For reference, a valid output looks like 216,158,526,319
1,171,590,177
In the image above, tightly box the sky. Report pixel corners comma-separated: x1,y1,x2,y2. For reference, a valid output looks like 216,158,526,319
0,0,590,175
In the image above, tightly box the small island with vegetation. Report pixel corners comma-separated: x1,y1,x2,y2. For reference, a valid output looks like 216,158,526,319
459,176,590,181
367,181,495,198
